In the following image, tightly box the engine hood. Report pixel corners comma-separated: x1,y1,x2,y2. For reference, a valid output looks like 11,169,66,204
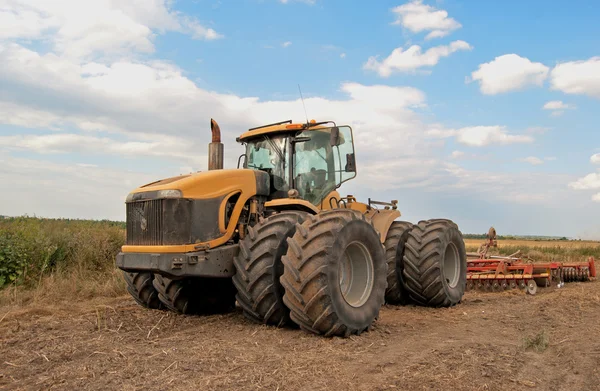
127,168,270,201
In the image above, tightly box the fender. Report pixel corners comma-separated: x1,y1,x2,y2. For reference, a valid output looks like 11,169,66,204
265,198,319,214
364,208,402,243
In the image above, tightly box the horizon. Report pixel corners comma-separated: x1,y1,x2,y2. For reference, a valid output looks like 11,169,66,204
0,1,599,239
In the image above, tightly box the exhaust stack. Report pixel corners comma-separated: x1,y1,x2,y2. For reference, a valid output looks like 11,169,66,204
209,118,224,170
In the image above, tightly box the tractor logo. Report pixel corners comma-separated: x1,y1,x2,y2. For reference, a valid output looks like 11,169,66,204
140,216,147,231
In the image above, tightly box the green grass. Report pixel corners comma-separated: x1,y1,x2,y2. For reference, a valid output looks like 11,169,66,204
0,216,125,289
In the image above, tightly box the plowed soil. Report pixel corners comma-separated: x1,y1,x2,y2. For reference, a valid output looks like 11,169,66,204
2,282,600,391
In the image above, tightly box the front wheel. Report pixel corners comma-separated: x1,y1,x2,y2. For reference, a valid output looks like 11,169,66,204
402,219,467,307
280,209,386,337
153,275,236,315
122,272,162,309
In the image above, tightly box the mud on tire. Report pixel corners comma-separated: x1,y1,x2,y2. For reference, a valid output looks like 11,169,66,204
384,221,413,304
280,209,386,337
123,271,162,309
232,211,308,326
153,274,236,315
402,219,467,307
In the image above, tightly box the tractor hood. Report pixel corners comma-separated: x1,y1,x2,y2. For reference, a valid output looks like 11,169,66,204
126,168,270,202
123,169,270,250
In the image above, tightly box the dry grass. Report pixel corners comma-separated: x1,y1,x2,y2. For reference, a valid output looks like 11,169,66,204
464,239,600,263
464,238,600,249
0,268,126,308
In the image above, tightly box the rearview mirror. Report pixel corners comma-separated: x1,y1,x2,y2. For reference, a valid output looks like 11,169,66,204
345,153,356,172
330,127,340,146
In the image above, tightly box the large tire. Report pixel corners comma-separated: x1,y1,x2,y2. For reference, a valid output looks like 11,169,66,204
403,219,467,307
233,211,308,326
153,275,236,315
123,271,162,309
280,209,386,337
384,221,413,304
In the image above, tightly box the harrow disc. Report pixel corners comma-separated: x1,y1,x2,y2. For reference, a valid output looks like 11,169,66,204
492,281,501,292
484,280,492,292
526,280,538,295
509,280,517,289
519,280,527,290
500,280,508,290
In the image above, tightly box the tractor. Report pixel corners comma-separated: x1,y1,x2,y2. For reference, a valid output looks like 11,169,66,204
116,119,467,337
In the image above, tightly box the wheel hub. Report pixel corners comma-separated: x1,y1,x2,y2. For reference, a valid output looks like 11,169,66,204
339,241,374,307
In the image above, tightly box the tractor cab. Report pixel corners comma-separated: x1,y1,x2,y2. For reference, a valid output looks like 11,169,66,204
237,120,357,205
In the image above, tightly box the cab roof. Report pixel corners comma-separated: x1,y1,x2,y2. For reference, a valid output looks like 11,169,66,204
237,119,331,142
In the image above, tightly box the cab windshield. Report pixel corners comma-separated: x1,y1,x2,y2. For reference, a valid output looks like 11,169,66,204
293,126,355,204
245,135,290,196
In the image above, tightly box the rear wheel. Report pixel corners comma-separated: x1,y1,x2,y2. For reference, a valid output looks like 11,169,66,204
232,211,307,326
281,210,386,337
123,271,162,309
383,221,413,304
403,219,467,307
153,275,236,315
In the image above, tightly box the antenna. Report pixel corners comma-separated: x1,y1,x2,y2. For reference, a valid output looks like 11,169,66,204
298,84,309,124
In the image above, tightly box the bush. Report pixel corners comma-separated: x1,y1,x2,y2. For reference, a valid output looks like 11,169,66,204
0,217,125,289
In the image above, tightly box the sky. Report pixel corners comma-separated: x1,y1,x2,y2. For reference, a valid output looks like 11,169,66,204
0,0,599,238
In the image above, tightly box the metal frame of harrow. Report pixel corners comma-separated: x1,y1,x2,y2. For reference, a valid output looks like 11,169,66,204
466,256,596,292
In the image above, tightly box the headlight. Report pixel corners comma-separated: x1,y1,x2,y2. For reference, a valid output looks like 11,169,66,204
126,189,183,202
156,189,183,199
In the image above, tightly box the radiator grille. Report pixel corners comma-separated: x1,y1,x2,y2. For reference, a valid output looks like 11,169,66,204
126,200,163,245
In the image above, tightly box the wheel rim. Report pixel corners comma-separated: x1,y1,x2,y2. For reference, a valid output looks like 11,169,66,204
443,242,460,289
338,241,374,307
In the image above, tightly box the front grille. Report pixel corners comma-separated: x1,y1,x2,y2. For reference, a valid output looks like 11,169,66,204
126,200,163,245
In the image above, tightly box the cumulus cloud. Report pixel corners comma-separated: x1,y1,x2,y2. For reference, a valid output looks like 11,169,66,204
592,153,600,164
569,173,600,190
450,150,464,159
282,41,292,48
519,156,544,165
550,57,600,98
391,0,461,40
543,100,575,110
593,193,600,202
429,126,533,147
0,133,207,166
469,54,549,95
0,0,222,59
364,40,472,77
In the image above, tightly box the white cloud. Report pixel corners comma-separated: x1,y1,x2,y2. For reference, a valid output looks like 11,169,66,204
429,126,533,147
282,41,292,48
593,193,600,202
0,133,207,165
519,156,544,165
391,0,461,40
457,126,533,147
364,40,472,77
469,54,549,95
591,153,600,164
340,53,346,59
450,150,464,159
543,100,575,110
569,173,600,190
550,57,600,98
0,0,221,59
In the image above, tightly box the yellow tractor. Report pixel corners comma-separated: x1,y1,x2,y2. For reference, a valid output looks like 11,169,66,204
116,119,467,337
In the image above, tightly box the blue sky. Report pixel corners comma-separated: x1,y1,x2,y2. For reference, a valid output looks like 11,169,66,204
0,0,599,238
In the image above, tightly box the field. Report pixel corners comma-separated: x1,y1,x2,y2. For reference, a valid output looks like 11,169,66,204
1,218,600,390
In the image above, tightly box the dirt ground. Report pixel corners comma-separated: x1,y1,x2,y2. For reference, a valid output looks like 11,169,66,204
2,281,600,391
